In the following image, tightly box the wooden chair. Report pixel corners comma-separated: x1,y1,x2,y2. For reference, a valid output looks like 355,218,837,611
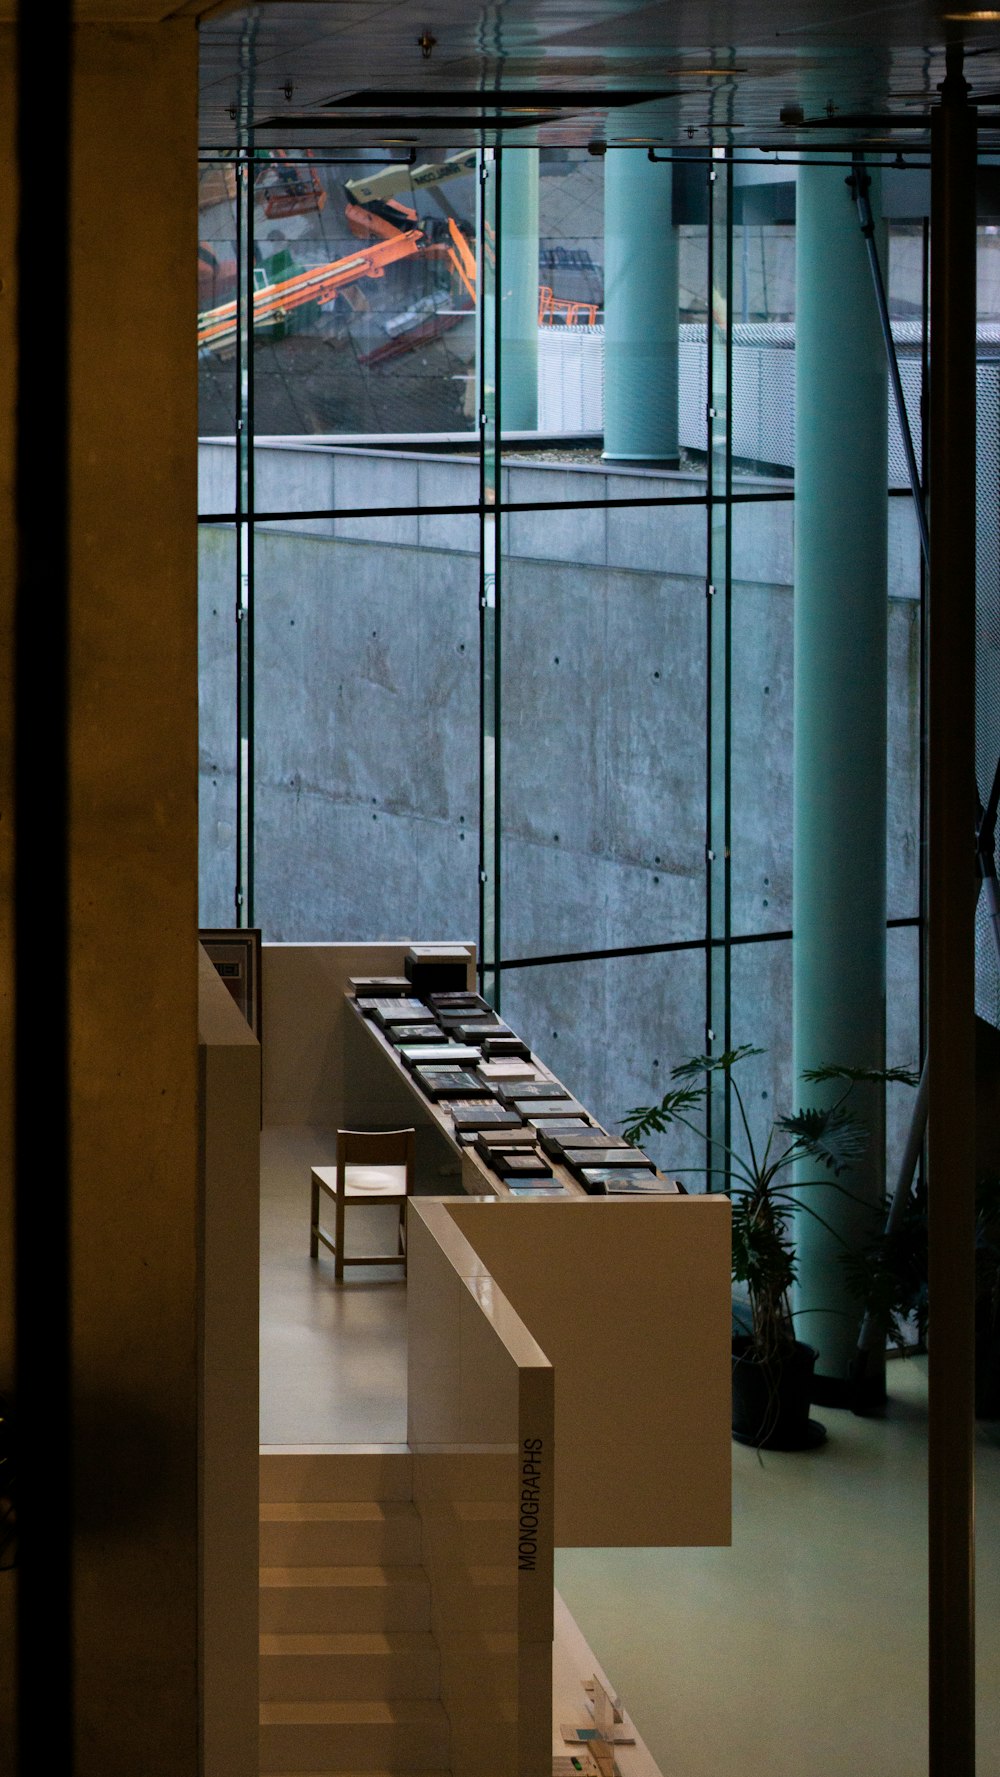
309,1128,415,1282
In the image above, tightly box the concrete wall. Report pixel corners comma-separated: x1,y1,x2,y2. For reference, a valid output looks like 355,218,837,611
198,442,923,1181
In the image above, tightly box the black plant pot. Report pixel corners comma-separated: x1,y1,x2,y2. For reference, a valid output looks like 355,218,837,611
732,1335,827,1451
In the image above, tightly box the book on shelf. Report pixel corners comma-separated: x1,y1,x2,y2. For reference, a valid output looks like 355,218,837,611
349,976,412,997
451,1018,513,1041
527,1115,592,1135
413,1067,493,1099
539,1128,619,1158
563,1147,652,1171
482,1035,533,1060
398,1043,483,1066
372,999,431,1028
490,1150,553,1180
578,1165,669,1193
386,1023,443,1046
476,1059,538,1083
450,1104,526,1132
603,1177,679,1195
514,1096,587,1119
474,1128,539,1159
496,1080,569,1105
428,990,489,1012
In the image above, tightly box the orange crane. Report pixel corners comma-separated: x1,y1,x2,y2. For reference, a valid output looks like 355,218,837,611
256,149,326,221
197,228,425,354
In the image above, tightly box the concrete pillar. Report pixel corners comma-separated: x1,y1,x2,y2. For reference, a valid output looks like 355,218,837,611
499,148,538,431
792,164,888,1389
602,151,678,462
1,22,205,1773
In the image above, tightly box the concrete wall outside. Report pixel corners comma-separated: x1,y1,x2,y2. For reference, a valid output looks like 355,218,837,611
198,442,922,1186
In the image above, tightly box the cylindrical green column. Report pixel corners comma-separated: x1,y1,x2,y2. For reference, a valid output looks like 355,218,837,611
499,148,538,431
602,150,678,462
792,164,888,1391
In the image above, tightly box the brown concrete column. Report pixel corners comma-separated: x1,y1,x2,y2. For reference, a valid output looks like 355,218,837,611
0,19,200,1775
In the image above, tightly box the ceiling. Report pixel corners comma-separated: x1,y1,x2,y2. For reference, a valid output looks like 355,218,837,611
196,0,1000,150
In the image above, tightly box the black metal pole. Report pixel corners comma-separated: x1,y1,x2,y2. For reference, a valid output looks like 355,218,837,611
14,0,74,1768
928,44,978,1777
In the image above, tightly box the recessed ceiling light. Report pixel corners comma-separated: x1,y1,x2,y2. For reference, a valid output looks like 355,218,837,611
943,8,1000,15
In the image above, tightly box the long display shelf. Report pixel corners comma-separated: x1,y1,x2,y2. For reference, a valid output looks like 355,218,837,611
346,990,680,1202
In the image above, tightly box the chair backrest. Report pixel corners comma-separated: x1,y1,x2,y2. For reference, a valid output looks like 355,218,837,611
337,1127,415,1186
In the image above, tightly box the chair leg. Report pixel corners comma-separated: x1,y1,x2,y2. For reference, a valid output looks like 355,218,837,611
334,1191,345,1282
309,1175,320,1259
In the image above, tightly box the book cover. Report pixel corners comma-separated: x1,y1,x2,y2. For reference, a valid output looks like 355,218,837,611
491,1151,553,1179
579,1165,665,1191
428,991,489,1012
514,1096,586,1119
474,1129,539,1159
451,1104,525,1131
387,1023,443,1046
398,1043,483,1066
482,1036,533,1060
413,1068,492,1099
349,976,412,996
497,1081,569,1105
476,1060,538,1083
372,1000,431,1028
563,1148,652,1169
539,1128,620,1157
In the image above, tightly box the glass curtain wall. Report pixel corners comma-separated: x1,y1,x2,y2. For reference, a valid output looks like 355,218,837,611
197,141,934,1179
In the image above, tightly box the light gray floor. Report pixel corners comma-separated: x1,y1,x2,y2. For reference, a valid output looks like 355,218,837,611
259,1126,1000,1774
261,1125,409,1445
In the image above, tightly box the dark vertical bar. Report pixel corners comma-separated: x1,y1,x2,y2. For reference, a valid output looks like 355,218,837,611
245,130,256,927
920,215,930,1059
14,0,75,1768
928,50,977,1777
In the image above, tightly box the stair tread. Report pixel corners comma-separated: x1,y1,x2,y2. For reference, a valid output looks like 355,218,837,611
260,1566,428,1590
261,1632,436,1656
261,1502,417,1524
261,1699,447,1725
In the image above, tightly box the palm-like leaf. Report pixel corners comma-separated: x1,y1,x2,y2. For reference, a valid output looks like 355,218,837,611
621,1085,705,1146
671,1044,763,1082
776,1104,868,1175
801,1063,920,1089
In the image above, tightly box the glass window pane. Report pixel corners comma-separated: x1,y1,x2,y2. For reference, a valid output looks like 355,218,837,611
251,514,479,942
198,158,240,513
730,497,793,938
199,523,238,924
500,503,707,959
500,947,707,1182
251,149,478,455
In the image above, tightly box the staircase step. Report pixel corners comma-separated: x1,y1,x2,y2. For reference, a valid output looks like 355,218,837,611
259,1698,449,1773
260,1501,422,1567
260,1565,431,1633
260,1448,413,1504
259,1631,439,1702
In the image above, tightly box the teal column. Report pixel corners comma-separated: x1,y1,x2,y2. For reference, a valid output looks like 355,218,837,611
792,164,888,1390
499,148,538,431
602,150,678,462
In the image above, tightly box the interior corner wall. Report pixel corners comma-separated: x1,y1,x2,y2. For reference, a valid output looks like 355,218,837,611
0,25,16,1770
68,23,200,1775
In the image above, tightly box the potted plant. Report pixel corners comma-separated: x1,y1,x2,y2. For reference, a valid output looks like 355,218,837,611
622,1046,915,1451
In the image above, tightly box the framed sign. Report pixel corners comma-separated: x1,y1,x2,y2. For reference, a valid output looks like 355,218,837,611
199,928,262,1043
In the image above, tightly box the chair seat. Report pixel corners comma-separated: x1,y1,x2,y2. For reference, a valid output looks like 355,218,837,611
312,1163,408,1199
